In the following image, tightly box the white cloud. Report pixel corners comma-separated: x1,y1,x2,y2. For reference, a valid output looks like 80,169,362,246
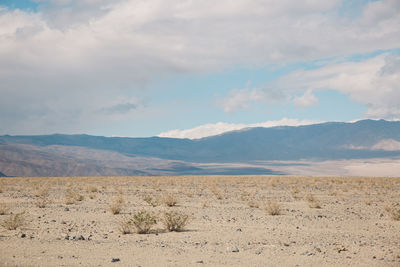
292,90,318,107
157,118,319,139
283,54,400,119
1,0,400,133
219,53,400,119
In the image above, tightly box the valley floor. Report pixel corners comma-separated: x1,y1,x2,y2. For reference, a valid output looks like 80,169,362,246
0,176,399,266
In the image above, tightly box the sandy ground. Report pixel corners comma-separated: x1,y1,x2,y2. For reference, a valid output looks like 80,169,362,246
0,176,399,266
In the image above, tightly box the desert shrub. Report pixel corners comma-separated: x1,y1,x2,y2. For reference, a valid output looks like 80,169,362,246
163,193,178,207
110,196,124,215
1,212,26,230
306,194,322,209
65,188,84,204
266,201,282,216
35,197,51,208
143,195,159,207
162,211,189,232
130,210,157,234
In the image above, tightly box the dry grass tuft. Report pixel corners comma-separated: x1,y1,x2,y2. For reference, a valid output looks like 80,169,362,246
265,201,282,216
163,193,178,207
65,188,84,205
1,212,26,230
35,197,51,208
162,211,189,232
306,194,322,209
143,195,159,207
110,196,124,215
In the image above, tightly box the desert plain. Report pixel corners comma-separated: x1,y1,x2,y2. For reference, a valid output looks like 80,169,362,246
0,176,399,266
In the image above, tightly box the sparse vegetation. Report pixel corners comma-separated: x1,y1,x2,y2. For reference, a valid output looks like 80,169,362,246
266,201,282,215
163,193,178,207
130,210,157,234
143,195,159,207
35,196,51,208
306,194,322,208
162,211,189,232
1,212,26,230
65,188,84,204
110,196,124,214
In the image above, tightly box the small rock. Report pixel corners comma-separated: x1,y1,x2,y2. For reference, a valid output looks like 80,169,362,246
236,228,242,232
232,247,239,253
196,260,204,264
64,207,69,211
305,251,314,256
283,243,290,247
21,233,26,238
111,258,120,262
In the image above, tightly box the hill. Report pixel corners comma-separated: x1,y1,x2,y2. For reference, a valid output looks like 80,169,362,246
0,119,399,176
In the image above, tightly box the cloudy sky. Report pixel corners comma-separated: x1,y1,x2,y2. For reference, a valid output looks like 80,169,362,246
1,0,399,138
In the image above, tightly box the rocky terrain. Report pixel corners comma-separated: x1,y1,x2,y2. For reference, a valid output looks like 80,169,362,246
0,176,399,266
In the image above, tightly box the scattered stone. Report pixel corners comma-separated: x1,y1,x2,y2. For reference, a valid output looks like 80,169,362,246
111,258,120,262
232,247,239,253
283,243,290,247
196,260,204,263
20,233,26,238
64,208,69,211
236,228,242,232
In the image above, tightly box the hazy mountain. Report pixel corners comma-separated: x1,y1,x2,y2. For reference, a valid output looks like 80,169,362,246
0,171,6,177
1,119,400,176
1,119,400,162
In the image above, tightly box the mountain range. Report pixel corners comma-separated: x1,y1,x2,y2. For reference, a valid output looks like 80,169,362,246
1,119,399,177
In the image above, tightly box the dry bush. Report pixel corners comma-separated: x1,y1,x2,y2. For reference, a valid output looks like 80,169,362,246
1,212,26,230
162,211,189,232
265,201,282,216
0,202,9,215
163,193,178,207
125,210,158,234
306,194,322,209
143,195,159,207
119,218,133,234
65,188,84,205
35,197,51,208
110,196,124,215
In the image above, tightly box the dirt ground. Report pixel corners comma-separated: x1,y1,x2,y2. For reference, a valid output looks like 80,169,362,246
0,176,399,266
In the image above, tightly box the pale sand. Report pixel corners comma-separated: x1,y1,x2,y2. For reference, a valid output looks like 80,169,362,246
0,176,399,266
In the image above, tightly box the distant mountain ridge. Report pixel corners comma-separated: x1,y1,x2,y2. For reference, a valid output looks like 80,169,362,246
1,119,400,163
1,119,400,177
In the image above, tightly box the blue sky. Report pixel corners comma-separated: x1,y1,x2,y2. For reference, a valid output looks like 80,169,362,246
0,0,399,138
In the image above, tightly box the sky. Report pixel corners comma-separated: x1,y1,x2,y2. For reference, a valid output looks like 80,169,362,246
0,0,399,139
